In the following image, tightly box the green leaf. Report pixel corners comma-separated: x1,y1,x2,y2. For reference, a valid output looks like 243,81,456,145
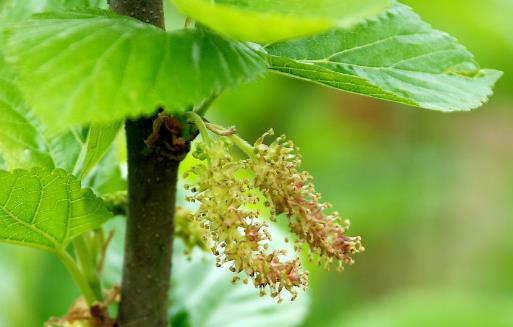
75,122,122,179
169,241,309,327
49,127,89,172
45,0,107,9
0,168,111,252
170,0,392,43
87,134,127,195
3,10,267,130
103,217,309,327
0,0,107,21
0,78,119,174
0,78,54,169
47,123,121,177
266,3,502,112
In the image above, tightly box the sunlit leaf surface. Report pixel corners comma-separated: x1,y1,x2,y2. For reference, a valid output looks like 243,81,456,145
266,4,502,111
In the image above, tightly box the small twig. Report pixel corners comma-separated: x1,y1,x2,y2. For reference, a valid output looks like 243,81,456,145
97,230,115,274
186,111,212,144
184,17,192,29
205,122,237,136
191,118,256,159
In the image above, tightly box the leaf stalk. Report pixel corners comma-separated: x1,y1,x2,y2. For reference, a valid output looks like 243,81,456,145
57,250,98,306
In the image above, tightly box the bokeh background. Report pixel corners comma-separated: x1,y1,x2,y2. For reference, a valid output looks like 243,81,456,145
1,1,513,326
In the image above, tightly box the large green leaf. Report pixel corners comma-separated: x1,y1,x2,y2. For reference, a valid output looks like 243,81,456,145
49,122,121,178
0,78,120,175
169,242,309,327
48,127,89,173
0,78,54,169
2,10,267,130
0,72,87,172
87,134,127,195
266,3,502,112
103,217,309,327
170,0,392,43
0,168,111,252
0,0,107,20
74,122,122,179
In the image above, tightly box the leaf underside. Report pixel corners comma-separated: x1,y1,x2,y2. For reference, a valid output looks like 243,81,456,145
0,0,107,21
0,78,54,169
0,168,111,252
171,0,392,43
77,122,122,179
3,10,266,130
0,77,120,175
170,242,309,327
266,3,502,112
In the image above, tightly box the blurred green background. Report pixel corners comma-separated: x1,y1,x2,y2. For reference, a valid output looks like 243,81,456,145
1,1,513,326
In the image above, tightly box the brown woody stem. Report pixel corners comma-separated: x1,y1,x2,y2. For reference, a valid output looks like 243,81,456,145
108,1,181,326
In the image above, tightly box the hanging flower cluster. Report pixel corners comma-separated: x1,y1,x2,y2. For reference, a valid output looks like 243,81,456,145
249,130,364,271
184,114,364,301
184,139,307,301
